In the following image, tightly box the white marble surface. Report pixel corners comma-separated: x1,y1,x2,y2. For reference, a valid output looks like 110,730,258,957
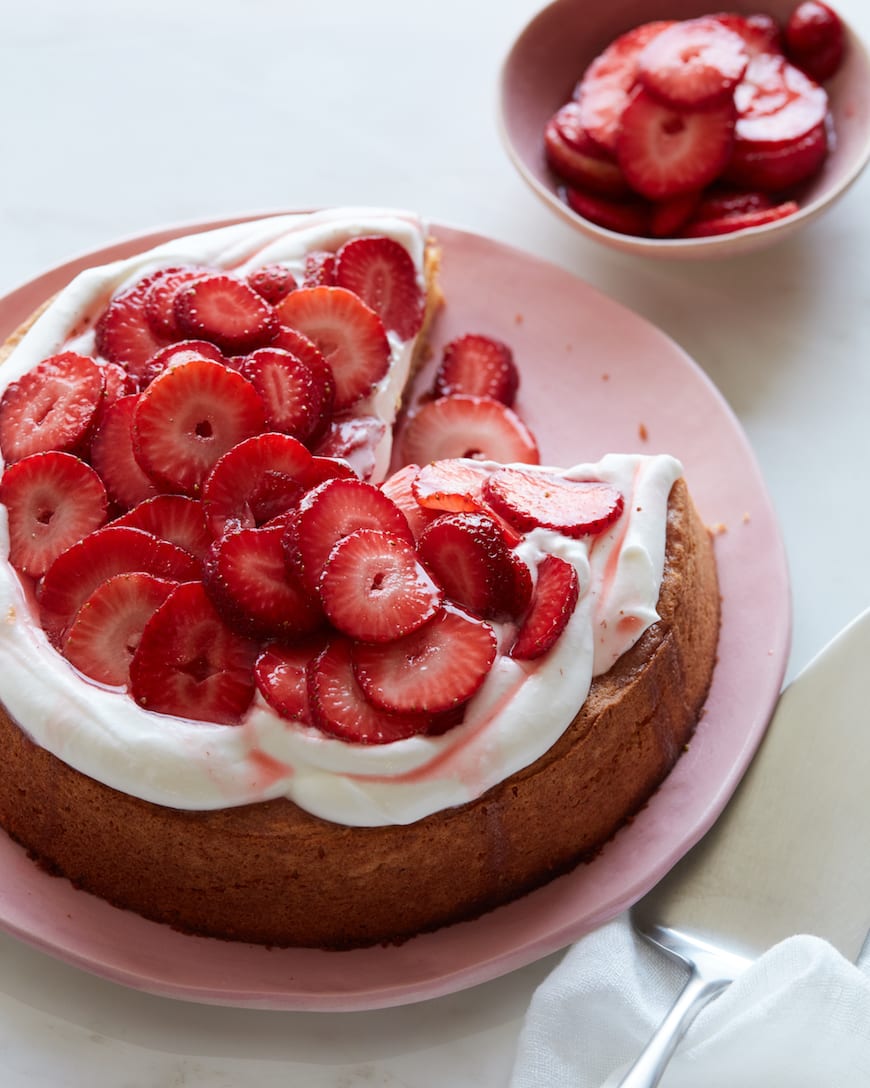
2,0,870,1083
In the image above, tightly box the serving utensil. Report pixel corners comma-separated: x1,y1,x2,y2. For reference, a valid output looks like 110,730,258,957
615,607,870,1086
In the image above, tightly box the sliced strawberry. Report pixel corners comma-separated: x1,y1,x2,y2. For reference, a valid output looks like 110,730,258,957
144,266,212,339
246,263,298,304
239,347,335,443
38,524,200,645
352,604,497,714
417,512,527,619
174,274,278,354
574,20,675,152
617,88,736,200
785,1,844,82
254,638,326,723
650,190,701,237
129,580,258,725
286,476,413,592
113,494,211,559
89,393,160,509
202,431,314,537
733,53,828,146
681,200,800,236
203,523,324,640
482,466,624,537
544,103,630,196
334,235,424,340
297,454,357,489
0,352,105,463
411,458,489,512
95,274,168,379
312,415,386,481
432,335,519,405
302,251,337,287
379,464,440,540
561,185,651,236
62,572,177,686
0,452,107,577
694,188,774,219
724,120,828,191
138,339,226,388
97,360,137,406
637,18,748,108
710,13,784,57
318,528,442,642
510,554,580,660
397,395,540,466
307,636,428,744
275,286,391,410
133,358,266,496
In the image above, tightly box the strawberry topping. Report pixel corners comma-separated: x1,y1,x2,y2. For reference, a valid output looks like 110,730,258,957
352,604,497,714
62,572,177,686
0,352,105,464
433,334,519,405
174,274,278,354
138,339,226,388
129,580,258,725
334,235,425,340
302,251,337,287
113,494,212,559
132,358,267,495
239,347,335,444
144,267,213,340
95,274,168,378
379,464,440,541
317,528,442,643
511,555,580,660
254,639,325,723
482,466,624,537
0,452,107,577
89,393,160,510
397,395,540,466
246,263,298,304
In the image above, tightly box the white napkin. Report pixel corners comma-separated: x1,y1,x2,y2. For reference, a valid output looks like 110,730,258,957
510,915,870,1087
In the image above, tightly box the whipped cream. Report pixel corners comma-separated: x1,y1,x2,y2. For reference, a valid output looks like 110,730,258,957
0,210,683,827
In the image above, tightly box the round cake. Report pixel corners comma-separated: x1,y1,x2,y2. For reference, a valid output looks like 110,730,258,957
0,209,720,949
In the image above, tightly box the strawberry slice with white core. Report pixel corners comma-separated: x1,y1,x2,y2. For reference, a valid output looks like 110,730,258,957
616,88,736,200
38,524,200,645
510,554,580,661
133,358,266,496
303,251,337,288
318,528,442,643
0,351,105,464
138,339,226,388
239,347,335,443
398,395,540,466
574,20,675,152
308,636,429,744
97,360,137,407
681,200,800,236
275,286,390,411
334,235,424,340
62,572,177,686
380,464,440,541
785,1,844,82
353,603,497,714
203,523,324,640
113,494,211,559
144,266,213,340
202,431,314,537
482,467,624,537
711,13,784,57
89,393,160,509
725,119,828,191
544,103,630,196
287,476,414,593
733,53,828,146
417,512,529,620
130,580,258,725
411,458,489,512
637,18,749,108
174,274,278,354
433,335,520,406
254,639,325,723
0,451,107,577
95,274,168,379
246,263,298,304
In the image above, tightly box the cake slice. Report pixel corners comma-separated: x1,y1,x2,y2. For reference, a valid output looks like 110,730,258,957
0,210,719,948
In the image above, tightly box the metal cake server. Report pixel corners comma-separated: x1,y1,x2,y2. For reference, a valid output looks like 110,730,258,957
613,607,870,1087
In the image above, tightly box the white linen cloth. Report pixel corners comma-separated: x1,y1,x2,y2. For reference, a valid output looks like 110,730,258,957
511,915,870,1087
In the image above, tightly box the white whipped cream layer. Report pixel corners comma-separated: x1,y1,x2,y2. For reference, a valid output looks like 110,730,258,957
0,210,683,827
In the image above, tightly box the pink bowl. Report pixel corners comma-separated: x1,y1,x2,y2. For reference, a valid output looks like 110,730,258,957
500,0,870,258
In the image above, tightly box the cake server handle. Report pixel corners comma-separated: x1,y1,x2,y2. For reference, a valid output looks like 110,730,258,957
611,938,741,1088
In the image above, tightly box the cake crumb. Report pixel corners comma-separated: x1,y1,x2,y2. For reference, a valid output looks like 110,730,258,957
5,606,15,624
710,522,728,536
638,422,648,441
602,373,610,381
742,511,751,524
514,312,524,324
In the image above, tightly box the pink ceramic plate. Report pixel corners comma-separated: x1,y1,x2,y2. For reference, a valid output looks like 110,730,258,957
0,216,790,1010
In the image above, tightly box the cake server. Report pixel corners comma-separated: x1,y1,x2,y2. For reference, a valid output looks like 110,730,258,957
613,607,870,1088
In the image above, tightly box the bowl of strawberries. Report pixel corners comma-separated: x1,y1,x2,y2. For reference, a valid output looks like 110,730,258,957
500,0,870,256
